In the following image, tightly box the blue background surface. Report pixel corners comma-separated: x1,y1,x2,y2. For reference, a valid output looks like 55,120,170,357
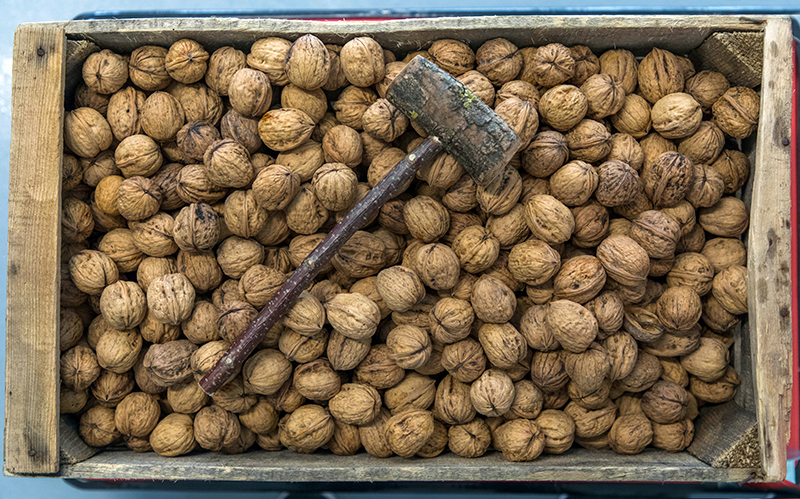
0,1,798,497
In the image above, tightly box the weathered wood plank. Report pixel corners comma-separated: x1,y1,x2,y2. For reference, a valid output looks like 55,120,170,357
56,448,758,483
29,16,766,56
689,402,760,468
4,25,65,475
59,417,97,465
691,32,764,87
747,16,794,483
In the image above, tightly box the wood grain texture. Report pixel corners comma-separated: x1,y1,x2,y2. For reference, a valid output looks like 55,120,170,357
55,449,758,482
4,25,65,475
35,16,765,57
64,39,99,110
691,32,764,88
59,417,97,465
747,16,794,483
689,402,760,468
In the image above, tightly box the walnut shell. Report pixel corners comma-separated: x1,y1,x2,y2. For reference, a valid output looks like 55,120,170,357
642,380,688,424
194,405,240,452
470,275,516,324
284,35,331,91
247,37,291,85
340,37,385,88
293,358,341,402
582,73,626,119
495,419,546,461
475,38,521,85
599,49,638,94
99,280,147,330
228,68,272,118
698,196,749,237
204,46,246,96
535,409,576,454
280,404,334,453
376,265,425,313
539,85,588,132
638,48,684,104
355,344,405,389
523,194,575,245
608,413,652,454
616,351,662,393
384,408,434,457
597,235,650,287
712,87,760,139
549,161,598,207
164,39,209,84
642,152,693,208
328,383,381,425
143,339,198,387
441,338,487,383
530,43,574,87
507,239,560,287
470,369,515,417
427,39,475,76
710,149,750,194
689,365,740,403
129,46,172,91
651,93,702,140
611,94,652,139
546,300,598,353
65,107,113,159
140,91,185,142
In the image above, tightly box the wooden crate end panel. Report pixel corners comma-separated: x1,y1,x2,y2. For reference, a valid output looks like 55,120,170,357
4,25,66,475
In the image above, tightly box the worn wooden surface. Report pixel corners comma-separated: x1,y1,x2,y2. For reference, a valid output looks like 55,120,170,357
55,448,758,482
689,402,760,468
4,25,65,475
691,32,764,88
59,417,97,465
747,16,794,483
32,16,765,58
64,39,99,109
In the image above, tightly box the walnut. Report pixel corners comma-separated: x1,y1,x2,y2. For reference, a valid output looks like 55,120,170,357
608,413,652,454
281,291,324,336
59,308,84,352
496,80,539,108
596,235,650,287
686,70,730,110
145,273,195,326
689,365,740,403
140,91,184,142
309,162,357,212
204,46,246,96
283,35,331,91
223,190,267,238
449,225,499,274
239,348,292,397
678,122,724,167
712,87,760,139
375,265,425,313
383,372,436,412
494,98,539,148
328,383,381,425
581,73,625,119
599,49,638,94
471,275,516,324
166,378,209,414
255,430,283,451
127,45,171,91
69,249,119,295
446,419,490,458
114,392,160,438
534,409,576,454
383,408,434,458
171,203,219,253
74,83,110,116
279,328,327,364
117,176,162,221
441,338,487,383
642,380,688,424
565,399,617,439
339,37,384,88
683,163,725,209
710,149,750,194
508,239,561,287
95,328,142,374
130,212,179,257
698,196,749,237
148,413,196,456
610,94,652,139
333,85,378,130
216,236,264,279
637,48,684,104
247,37,291,85
530,43,574,87
592,161,641,211
641,324,700,358
176,250,222,293
227,68,272,119
280,404,335,453
680,336,729,382
616,351,662,393
622,305,664,343
712,265,748,315
220,109,261,155
475,38,521,85
563,341,611,393
651,93,702,139
470,369,515,417
106,87,145,142
401,196,449,243
652,418,694,452
164,39,209,84
293,359,341,401
352,344,403,389
384,324,430,369
176,164,226,204
357,407,392,457
201,138,253,188
495,419,546,461
64,107,113,159
656,286,702,332
61,345,101,391
99,280,147,330
539,85,588,132
523,194,575,245
478,323,527,370
431,374,475,425
600,330,637,382
605,133,644,172
415,420,448,458
257,108,315,152
548,161,596,207
170,82,223,126
627,210,680,260
642,152,693,208
60,385,89,414
426,39,475,76
80,406,121,447
143,340,197,387
427,297,473,344
282,84,328,124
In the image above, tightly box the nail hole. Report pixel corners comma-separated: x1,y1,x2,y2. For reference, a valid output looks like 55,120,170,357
780,307,789,317
782,138,790,146
36,48,44,57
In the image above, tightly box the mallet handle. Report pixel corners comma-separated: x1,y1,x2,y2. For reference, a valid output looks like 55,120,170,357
199,136,444,395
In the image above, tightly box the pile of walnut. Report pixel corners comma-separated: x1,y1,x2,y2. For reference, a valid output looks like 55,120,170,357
60,35,755,461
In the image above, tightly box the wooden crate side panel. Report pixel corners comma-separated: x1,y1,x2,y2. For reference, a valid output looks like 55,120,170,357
46,16,764,56
748,16,794,483
4,26,65,475
57,448,758,482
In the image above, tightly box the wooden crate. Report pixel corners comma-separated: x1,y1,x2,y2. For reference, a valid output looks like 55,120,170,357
4,15,795,483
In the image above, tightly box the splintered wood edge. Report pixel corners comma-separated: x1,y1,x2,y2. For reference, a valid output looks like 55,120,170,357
747,16,794,483
688,402,761,469
4,25,65,475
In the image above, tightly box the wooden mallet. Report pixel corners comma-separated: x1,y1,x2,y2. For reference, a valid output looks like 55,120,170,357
199,56,521,395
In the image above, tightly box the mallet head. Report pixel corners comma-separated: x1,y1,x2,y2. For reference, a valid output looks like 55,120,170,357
386,55,521,187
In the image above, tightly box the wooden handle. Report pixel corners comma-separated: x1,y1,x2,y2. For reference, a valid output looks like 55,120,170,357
199,136,444,395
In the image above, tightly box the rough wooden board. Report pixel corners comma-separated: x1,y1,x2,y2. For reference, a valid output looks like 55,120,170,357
691,32,763,88
55,448,758,483
59,417,97,465
24,16,766,57
4,25,65,475
747,16,794,483
64,39,99,110
688,402,760,468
